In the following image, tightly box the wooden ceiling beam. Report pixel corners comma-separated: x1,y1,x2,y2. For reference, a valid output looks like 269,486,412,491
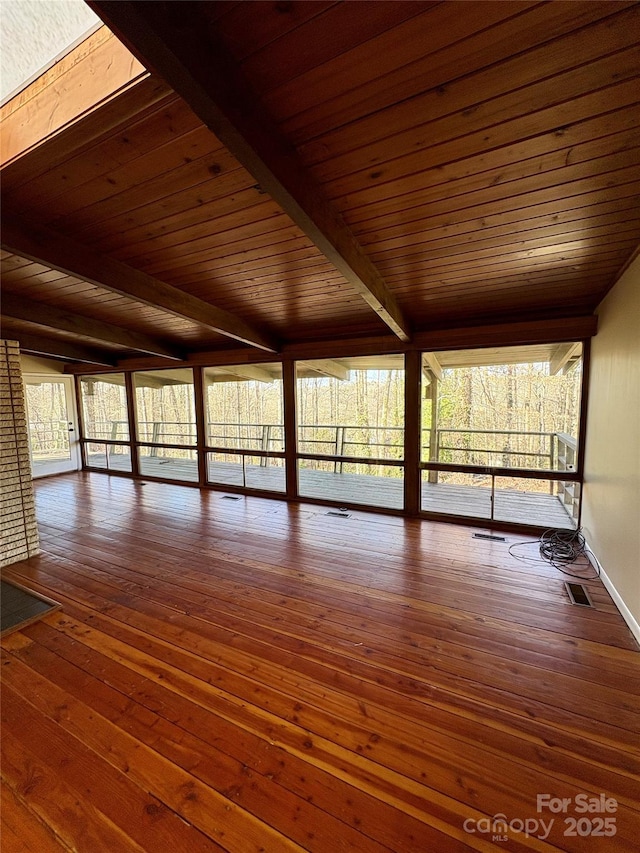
60,316,599,375
300,360,349,381
0,214,278,352
88,0,410,342
422,352,443,381
550,342,581,375
209,365,275,384
1,292,182,360
8,331,116,366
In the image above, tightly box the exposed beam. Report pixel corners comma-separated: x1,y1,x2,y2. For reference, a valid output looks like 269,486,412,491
61,317,600,375
208,365,275,383
88,1,410,342
81,374,125,387
1,214,278,352
1,292,182,359
300,360,349,381
81,373,186,389
550,342,581,375
422,352,443,381
8,332,115,366
134,375,187,389
413,317,597,352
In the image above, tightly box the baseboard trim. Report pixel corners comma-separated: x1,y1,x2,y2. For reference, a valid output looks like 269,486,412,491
587,547,640,648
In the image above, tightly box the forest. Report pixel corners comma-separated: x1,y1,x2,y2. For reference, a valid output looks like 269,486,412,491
35,357,583,481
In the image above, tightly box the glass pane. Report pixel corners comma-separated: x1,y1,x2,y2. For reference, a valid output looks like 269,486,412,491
207,453,286,492
204,363,284,451
85,442,132,473
207,452,245,488
134,369,196,445
421,471,492,519
297,356,405,461
25,380,71,465
80,373,129,440
139,447,198,482
244,456,285,493
299,459,404,510
421,343,583,472
494,476,577,530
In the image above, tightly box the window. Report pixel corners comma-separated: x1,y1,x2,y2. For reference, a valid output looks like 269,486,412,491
204,363,284,492
296,356,405,509
133,369,197,481
80,373,130,473
76,340,585,531
81,373,129,441
420,343,583,528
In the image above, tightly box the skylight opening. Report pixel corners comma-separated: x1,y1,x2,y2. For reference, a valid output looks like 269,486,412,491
0,0,101,104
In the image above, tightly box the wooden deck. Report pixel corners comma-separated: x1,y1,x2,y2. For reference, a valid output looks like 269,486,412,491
89,452,576,529
1,473,638,851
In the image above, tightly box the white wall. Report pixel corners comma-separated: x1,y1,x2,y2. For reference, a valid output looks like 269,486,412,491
20,353,66,375
582,254,640,638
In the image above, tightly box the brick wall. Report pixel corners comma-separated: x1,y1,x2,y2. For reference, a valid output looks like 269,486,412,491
1,340,40,567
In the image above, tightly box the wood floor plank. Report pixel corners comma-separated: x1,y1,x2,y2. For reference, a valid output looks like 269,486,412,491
0,652,315,853
35,535,638,694
8,551,637,733
2,684,227,853
49,518,632,648
25,604,640,808
1,725,149,853
2,473,638,851
2,636,446,852
7,569,640,789
15,553,639,731
0,781,70,852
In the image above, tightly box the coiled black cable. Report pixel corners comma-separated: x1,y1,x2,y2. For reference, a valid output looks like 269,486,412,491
508,527,600,579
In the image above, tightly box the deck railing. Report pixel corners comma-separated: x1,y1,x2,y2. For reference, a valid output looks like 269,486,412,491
28,421,69,458
433,428,557,469
555,432,579,520
84,420,576,466
82,420,579,514
298,424,404,472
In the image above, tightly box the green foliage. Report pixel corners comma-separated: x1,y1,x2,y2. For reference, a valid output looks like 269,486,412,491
72,357,582,479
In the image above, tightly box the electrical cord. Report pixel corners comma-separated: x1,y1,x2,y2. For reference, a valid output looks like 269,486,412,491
508,527,600,579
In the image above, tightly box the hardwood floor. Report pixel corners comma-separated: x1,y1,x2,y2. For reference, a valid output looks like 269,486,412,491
87,452,576,529
1,472,638,852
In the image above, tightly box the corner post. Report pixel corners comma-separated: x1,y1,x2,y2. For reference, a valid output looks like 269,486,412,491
404,349,421,516
283,359,298,499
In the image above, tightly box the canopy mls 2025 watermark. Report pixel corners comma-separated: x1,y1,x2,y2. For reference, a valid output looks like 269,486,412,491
463,792,618,843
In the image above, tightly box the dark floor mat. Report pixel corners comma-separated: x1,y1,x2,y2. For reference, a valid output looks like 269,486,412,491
1,579,61,636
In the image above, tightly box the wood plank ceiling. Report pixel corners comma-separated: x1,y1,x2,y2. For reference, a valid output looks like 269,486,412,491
1,1,639,366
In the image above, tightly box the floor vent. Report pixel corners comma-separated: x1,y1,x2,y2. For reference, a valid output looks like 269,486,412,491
222,495,241,501
326,510,351,518
565,582,593,607
473,533,506,542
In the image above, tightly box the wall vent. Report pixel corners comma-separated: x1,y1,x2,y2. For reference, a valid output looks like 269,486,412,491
565,582,593,607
